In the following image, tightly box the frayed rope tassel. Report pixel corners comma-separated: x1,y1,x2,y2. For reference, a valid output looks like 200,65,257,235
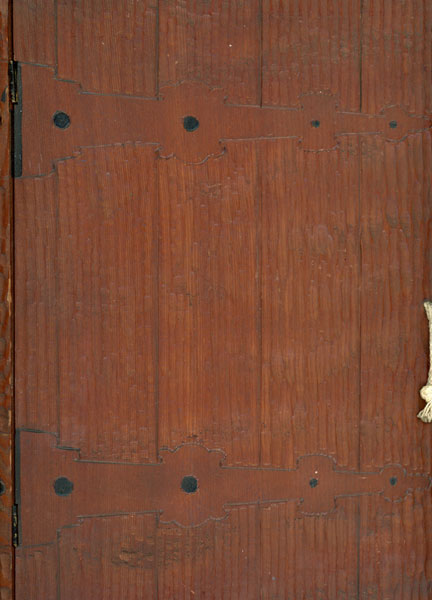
418,300,432,423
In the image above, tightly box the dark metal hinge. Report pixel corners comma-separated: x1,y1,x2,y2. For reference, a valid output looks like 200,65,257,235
10,61,23,178
8,61,19,104
12,504,19,547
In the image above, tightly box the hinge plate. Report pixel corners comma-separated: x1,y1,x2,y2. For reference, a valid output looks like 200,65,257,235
12,504,18,547
8,61,18,104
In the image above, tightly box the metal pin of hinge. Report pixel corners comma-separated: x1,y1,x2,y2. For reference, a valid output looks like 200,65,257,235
8,61,19,105
12,504,19,547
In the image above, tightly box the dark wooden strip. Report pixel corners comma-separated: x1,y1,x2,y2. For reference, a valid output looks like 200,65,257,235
0,2,12,597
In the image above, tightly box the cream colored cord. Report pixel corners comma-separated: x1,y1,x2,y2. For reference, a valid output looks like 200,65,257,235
418,301,432,423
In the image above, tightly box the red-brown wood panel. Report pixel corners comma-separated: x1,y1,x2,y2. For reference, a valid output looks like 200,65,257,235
259,4,364,598
158,0,261,104
155,2,262,592
359,493,432,600
12,0,432,598
56,146,158,462
15,174,58,431
157,145,260,465
157,507,259,598
361,0,432,115
260,137,361,471
260,499,359,599
16,146,159,463
262,0,362,111
57,0,158,96
358,3,432,597
0,1,12,598
13,0,56,66
15,544,57,600
360,136,431,472
358,12,432,595
59,515,158,599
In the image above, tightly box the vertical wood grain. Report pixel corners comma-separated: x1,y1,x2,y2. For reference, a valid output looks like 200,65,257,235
157,507,259,599
158,0,261,104
156,4,262,593
260,138,361,470
15,145,160,462
15,544,57,600
56,145,158,462
57,0,158,96
361,0,432,114
13,0,56,65
259,4,363,597
11,0,432,598
359,133,432,597
15,174,58,431
359,493,432,600
260,500,359,599
0,2,12,598
59,515,158,600
360,135,431,472
158,144,260,466
262,0,362,110
359,3,432,595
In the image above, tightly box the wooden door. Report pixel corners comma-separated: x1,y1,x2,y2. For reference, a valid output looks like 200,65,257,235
4,0,432,598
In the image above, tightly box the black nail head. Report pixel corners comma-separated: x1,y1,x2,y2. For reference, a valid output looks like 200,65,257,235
311,120,320,128
390,476,397,486
0,480,5,495
309,478,319,488
54,476,74,496
53,111,71,129
183,115,199,132
181,475,198,494
389,120,398,129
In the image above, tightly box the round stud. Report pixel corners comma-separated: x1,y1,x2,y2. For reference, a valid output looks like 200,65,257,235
53,111,71,129
54,476,74,496
181,475,198,494
183,115,200,132
389,120,398,129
